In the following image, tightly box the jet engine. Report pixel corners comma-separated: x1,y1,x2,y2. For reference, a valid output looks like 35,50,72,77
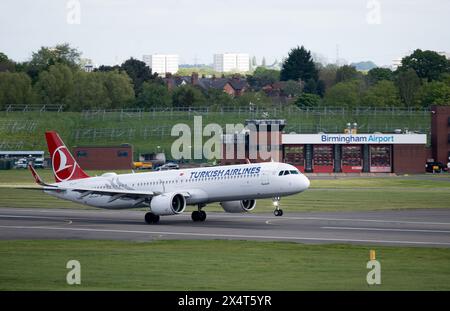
151,192,186,216
220,200,256,213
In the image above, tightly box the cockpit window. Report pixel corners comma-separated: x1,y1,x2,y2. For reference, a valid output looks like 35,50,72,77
279,170,299,176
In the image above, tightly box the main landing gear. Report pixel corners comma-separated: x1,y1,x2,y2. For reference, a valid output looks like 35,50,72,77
192,205,207,222
273,197,283,217
145,212,160,224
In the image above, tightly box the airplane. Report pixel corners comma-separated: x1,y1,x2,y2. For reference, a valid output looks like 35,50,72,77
27,131,310,224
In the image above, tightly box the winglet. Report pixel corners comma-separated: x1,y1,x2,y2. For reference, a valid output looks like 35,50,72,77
28,164,45,186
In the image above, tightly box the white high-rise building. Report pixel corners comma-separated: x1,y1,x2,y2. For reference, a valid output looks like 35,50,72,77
143,54,179,76
213,53,250,73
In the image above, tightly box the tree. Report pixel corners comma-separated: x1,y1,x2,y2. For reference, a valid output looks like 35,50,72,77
262,57,267,68
27,43,81,81
367,67,394,85
234,91,270,108
34,64,74,107
0,52,15,72
303,78,326,97
282,80,303,97
69,71,109,111
136,82,171,108
96,65,121,72
335,65,359,83
206,88,233,108
399,49,450,82
101,71,135,108
294,93,321,108
323,80,363,108
0,53,7,63
362,81,402,107
396,68,421,107
121,58,157,95
247,67,280,90
318,64,338,91
280,46,318,82
440,73,450,85
172,85,206,107
0,72,34,109
417,81,450,107
303,79,317,95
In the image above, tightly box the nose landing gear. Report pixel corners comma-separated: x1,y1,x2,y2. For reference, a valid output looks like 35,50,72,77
272,197,283,216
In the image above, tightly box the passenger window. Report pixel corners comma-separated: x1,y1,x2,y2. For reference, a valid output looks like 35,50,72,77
284,171,290,175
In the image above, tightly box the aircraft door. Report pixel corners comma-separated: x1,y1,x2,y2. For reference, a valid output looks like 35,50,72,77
261,171,270,185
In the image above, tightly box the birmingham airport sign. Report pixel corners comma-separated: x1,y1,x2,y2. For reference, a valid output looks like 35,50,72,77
282,134,427,145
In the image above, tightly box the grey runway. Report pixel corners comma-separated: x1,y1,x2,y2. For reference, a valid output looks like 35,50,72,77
0,207,450,247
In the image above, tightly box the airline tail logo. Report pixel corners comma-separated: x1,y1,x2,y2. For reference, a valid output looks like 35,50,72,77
46,131,89,182
52,146,76,182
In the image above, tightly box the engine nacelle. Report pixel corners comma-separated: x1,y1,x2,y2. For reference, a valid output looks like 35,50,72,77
151,192,186,216
220,200,256,213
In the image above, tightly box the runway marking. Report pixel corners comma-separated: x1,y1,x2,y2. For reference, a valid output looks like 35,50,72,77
0,225,450,246
255,216,450,226
0,214,65,220
0,214,73,225
322,226,450,234
2,211,450,226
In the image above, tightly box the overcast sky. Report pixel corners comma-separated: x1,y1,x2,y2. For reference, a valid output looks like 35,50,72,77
1,0,449,67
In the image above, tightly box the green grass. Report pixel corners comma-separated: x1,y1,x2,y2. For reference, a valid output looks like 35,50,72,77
0,240,449,290
1,169,449,212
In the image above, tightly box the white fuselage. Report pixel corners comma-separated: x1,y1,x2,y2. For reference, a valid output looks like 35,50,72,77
46,162,310,209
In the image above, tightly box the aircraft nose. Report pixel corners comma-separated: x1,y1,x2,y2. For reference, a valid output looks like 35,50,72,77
298,174,310,192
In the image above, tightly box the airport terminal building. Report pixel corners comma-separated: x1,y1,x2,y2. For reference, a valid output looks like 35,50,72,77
222,105,450,174
282,133,426,174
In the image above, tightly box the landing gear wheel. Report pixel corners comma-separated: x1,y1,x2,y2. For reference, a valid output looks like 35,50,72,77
272,197,283,217
199,211,207,221
145,212,160,224
192,210,207,222
191,211,199,222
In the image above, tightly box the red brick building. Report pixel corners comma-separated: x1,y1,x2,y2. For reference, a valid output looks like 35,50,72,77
73,145,133,170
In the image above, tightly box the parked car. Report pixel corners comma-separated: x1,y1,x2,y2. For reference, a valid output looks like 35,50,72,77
154,162,179,171
33,158,45,169
425,161,448,173
14,158,30,169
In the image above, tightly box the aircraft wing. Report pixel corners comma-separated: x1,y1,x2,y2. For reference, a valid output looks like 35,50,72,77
25,165,196,203
58,186,157,197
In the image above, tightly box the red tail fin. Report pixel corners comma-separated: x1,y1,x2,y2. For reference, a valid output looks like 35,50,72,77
45,131,89,183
